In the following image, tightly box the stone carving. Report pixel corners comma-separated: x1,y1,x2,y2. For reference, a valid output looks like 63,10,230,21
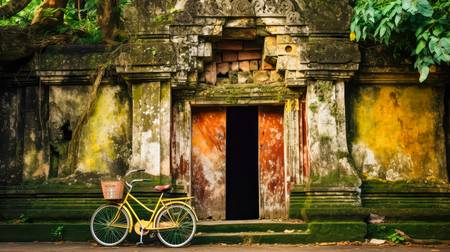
193,0,303,24
231,0,255,16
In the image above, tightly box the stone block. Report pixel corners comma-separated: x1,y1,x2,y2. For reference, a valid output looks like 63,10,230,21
205,63,217,85
238,51,262,61
238,71,253,84
270,71,284,82
277,55,299,70
263,36,277,57
217,78,230,85
265,26,288,34
276,35,294,44
249,60,259,71
217,63,230,75
216,41,243,51
230,62,239,71
223,51,238,62
224,18,256,28
253,71,270,83
223,28,257,40
198,42,212,57
257,18,286,26
277,43,297,56
239,61,250,71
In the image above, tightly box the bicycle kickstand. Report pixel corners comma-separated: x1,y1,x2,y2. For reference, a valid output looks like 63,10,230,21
136,226,144,246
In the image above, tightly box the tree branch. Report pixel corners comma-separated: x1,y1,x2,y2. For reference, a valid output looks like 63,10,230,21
0,0,32,19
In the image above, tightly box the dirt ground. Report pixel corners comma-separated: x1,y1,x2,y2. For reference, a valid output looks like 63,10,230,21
0,242,449,252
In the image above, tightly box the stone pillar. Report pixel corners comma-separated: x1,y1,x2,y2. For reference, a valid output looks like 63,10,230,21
305,80,360,188
160,82,171,183
131,81,171,183
131,82,161,177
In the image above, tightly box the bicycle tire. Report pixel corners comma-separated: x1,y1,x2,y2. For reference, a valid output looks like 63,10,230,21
156,204,196,247
90,204,130,246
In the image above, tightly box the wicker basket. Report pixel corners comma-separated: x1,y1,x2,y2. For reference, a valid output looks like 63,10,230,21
101,180,124,200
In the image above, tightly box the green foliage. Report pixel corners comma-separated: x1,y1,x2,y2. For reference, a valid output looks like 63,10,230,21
387,231,405,243
0,0,132,44
52,225,64,241
17,214,29,223
351,0,450,82
0,0,40,27
63,1,102,44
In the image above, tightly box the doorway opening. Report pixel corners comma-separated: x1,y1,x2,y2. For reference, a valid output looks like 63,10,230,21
226,106,259,220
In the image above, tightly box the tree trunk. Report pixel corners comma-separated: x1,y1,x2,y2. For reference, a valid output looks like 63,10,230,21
31,0,68,27
0,0,32,19
97,0,120,43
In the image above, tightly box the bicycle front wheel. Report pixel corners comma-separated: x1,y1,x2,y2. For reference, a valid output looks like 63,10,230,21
156,204,196,247
90,205,130,246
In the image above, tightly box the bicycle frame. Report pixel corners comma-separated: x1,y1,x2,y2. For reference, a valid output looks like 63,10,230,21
111,190,196,233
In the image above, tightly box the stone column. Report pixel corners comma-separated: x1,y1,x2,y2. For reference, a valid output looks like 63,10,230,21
305,80,361,188
131,81,172,183
131,82,160,177
160,82,171,183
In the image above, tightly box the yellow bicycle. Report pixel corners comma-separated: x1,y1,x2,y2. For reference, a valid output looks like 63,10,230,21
90,169,197,247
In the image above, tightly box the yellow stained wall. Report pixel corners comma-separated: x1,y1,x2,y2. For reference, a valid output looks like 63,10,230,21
351,85,447,182
76,85,130,175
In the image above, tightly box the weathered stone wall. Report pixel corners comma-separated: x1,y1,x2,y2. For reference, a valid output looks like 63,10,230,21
131,81,171,183
49,85,90,177
76,85,131,176
22,86,49,181
0,88,22,185
349,85,447,183
306,80,360,187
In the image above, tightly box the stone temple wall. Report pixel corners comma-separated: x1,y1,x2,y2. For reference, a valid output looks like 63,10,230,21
0,0,449,234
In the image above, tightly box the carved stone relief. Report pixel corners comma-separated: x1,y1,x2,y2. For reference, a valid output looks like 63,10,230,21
192,0,304,24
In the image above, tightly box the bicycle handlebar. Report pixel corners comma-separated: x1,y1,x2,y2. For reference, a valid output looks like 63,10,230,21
125,169,145,177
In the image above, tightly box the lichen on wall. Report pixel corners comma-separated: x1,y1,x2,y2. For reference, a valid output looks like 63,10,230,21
306,80,360,187
350,85,447,183
131,83,161,176
49,85,90,177
22,86,49,181
76,85,131,175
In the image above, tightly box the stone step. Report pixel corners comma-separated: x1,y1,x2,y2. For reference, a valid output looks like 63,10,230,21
197,220,308,233
193,231,311,244
0,221,367,243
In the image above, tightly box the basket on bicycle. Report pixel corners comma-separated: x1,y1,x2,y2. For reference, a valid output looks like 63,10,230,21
101,180,124,200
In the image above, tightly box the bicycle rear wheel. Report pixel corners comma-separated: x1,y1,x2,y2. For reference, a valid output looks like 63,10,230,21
90,205,130,246
156,204,196,247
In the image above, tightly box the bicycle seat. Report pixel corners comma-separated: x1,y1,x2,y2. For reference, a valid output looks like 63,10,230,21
154,184,171,192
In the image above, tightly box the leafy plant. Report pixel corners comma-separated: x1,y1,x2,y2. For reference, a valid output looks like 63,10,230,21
350,0,450,82
0,0,41,27
52,225,64,241
0,0,131,44
387,231,405,244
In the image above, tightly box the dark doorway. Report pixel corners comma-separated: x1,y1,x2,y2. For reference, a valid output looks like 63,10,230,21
226,106,259,220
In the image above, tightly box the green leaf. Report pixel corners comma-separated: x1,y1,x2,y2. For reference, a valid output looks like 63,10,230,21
432,25,443,37
395,14,401,26
419,65,430,82
380,25,387,37
429,37,439,52
440,38,450,53
416,0,433,17
416,39,426,54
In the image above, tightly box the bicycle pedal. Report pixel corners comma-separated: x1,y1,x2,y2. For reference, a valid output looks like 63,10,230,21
149,232,155,239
